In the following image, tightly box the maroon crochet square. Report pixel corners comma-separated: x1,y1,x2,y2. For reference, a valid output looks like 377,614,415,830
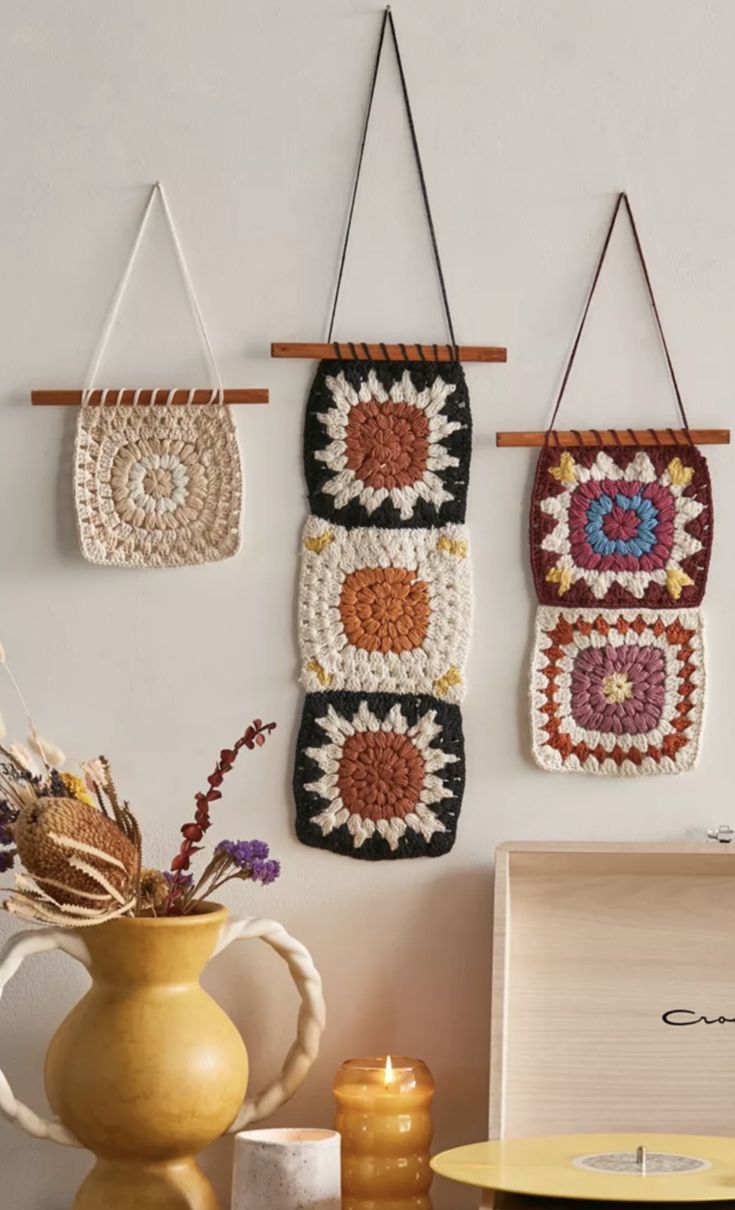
530,443,713,608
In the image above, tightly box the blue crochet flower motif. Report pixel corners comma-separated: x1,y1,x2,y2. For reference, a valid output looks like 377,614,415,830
584,492,660,558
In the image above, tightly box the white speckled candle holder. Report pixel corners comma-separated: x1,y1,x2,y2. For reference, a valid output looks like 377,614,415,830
231,1127,341,1210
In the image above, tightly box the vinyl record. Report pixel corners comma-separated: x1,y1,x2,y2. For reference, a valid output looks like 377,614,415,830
431,1134,735,1202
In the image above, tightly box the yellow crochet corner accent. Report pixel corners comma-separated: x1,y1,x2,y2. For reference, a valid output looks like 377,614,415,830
306,660,333,687
548,451,577,486
546,566,573,596
436,535,468,559
667,456,695,488
434,666,463,697
304,530,335,555
666,566,695,600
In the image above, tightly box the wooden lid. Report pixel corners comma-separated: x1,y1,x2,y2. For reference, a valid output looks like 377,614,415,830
490,844,735,1141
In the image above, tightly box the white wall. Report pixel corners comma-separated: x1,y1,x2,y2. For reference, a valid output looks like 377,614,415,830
0,1,733,1206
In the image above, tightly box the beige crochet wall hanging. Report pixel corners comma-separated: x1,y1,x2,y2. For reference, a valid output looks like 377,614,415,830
64,182,267,568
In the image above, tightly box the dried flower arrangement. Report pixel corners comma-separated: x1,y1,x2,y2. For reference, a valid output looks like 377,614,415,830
0,641,278,925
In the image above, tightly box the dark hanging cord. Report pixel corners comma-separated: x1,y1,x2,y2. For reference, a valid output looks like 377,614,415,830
326,9,388,346
546,192,690,437
623,194,691,434
380,341,390,361
326,6,457,348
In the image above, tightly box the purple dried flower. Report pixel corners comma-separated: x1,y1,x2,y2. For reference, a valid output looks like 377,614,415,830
49,769,67,798
250,858,280,887
216,839,270,869
0,799,18,849
212,840,280,887
0,796,17,816
163,870,194,890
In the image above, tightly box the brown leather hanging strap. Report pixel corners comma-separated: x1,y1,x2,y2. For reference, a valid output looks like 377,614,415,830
546,192,691,438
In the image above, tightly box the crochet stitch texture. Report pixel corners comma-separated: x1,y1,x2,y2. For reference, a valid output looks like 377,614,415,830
298,517,471,702
304,359,471,528
74,403,242,568
531,444,712,608
530,605,705,776
529,442,712,776
294,691,465,860
294,358,472,859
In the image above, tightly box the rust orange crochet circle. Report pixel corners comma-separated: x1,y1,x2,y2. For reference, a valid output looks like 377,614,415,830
344,400,429,490
339,566,430,653
337,731,425,821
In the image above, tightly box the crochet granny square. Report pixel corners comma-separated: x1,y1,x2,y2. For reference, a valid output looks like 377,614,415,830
530,445,713,608
297,517,471,702
530,605,705,775
74,404,242,568
293,690,465,860
304,359,471,528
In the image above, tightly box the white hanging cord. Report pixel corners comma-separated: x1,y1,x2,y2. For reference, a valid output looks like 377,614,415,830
80,181,224,407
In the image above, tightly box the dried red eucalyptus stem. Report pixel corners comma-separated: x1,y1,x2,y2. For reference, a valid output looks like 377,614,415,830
163,718,276,915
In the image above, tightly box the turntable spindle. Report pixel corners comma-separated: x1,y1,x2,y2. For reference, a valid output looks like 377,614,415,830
636,1145,648,1176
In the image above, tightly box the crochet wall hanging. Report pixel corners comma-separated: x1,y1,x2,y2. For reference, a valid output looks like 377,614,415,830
282,7,506,859
496,192,729,777
33,181,268,569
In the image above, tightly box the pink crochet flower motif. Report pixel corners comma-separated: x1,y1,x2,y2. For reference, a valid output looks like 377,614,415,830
568,480,675,573
570,644,666,735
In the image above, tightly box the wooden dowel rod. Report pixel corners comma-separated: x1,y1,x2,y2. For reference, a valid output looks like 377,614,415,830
496,428,730,448
31,388,269,406
271,341,507,363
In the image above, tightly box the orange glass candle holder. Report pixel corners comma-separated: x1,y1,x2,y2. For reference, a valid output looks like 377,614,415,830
334,1056,435,1210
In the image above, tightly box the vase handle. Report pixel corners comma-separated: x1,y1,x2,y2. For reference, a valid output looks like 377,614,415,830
215,915,326,1133
0,927,90,1147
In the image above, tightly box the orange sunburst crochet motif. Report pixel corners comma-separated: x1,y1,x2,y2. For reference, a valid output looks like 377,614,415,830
295,357,472,858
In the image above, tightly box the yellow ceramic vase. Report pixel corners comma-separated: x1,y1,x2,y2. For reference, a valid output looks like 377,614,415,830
0,904,325,1210
46,905,247,1210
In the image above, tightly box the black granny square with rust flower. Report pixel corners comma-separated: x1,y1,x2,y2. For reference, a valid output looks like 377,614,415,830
293,690,465,861
304,359,471,530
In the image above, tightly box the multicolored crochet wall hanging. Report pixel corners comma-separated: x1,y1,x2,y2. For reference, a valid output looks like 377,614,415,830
44,182,268,568
524,193,715,776
290,8,493,860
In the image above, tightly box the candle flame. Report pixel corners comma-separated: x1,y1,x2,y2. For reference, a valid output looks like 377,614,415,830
384,1055,395,1087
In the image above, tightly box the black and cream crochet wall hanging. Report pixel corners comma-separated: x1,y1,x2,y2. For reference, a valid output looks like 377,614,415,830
496,192,728,777
285,7,506,859
33,181,268,568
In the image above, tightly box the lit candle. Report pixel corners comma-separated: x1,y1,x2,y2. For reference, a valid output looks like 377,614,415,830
334,1056,435,1209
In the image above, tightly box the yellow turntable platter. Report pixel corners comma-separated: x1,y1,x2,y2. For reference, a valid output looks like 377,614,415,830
431,1134,735,1202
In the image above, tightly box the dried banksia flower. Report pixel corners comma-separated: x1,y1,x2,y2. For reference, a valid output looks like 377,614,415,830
6,797,139,926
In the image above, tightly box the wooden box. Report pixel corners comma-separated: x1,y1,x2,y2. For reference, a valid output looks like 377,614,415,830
481,841,735,1209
